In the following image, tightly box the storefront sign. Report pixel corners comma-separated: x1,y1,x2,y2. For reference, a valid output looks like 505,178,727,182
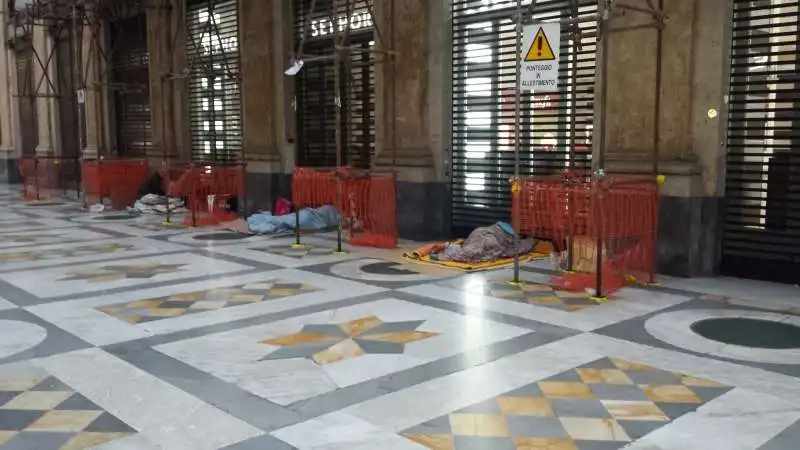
311,9,374,37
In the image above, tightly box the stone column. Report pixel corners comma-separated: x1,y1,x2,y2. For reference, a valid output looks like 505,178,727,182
239,0,291,211
147,0,188,163
0,1,19,182
373,0,450,240
80,18,106,159
592,0,730,276
32,25,59,156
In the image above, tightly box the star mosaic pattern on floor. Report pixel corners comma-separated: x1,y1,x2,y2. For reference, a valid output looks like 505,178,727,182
261,315,440,365
0,374,135,449
97,280,319,324
443,278,608,312
2,187,800,449
0,243,135,262
59,262,188,283
400,357,731,450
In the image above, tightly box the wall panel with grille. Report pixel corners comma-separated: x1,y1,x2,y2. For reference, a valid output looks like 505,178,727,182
110,14,151,158
15,44,37,157
186,0,242,163
293,0,375,168
723,0,800,283
451,0,596,235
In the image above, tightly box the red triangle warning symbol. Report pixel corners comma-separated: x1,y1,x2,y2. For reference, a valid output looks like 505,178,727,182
525,27,555,62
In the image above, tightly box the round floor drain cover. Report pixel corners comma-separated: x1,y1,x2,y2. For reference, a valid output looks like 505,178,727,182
193,232,249,241
691,318,800,349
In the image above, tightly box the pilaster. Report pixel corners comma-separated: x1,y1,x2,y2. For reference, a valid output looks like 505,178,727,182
32,25,58,156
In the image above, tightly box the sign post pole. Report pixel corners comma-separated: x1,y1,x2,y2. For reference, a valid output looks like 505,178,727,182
512,0,523,285
511,15,561,286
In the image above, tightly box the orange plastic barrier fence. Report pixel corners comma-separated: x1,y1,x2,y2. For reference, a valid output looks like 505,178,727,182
165,164,245,227
82,159,149,210
18,157,81,201
291,167,398,249
512,174,660,297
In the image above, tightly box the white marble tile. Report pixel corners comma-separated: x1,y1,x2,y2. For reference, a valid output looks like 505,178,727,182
27,269,386,346
1,252,253,298
627,388,800,450
272,412,425,450
84,220,198,237
91,434,164,450
0,217,77,232
644,308,800,364
0,227,113,249
0,319,48,359
0,296,16,310
659,275,800,310
35,348,263,450
156,297,531,405
0,211,32,221
0,237,189,272
402,278,692,332
207,236,365,268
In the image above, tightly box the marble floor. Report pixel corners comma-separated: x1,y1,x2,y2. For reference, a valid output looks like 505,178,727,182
1,186,799,449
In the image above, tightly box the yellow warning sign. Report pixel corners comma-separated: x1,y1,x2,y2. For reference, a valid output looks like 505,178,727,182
524,27,555,62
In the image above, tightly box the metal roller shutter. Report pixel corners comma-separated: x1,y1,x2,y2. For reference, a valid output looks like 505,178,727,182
723,0,800,283
110,14,151,158
186,0,242,163
16,45,37,157
293,0,375,168
450,0,597,236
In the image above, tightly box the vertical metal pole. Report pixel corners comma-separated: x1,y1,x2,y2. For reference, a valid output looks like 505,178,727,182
512,0,523,284
333,0,344,254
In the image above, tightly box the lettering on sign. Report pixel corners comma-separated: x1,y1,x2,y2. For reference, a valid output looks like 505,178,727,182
311,10,374,37
520,22,561,93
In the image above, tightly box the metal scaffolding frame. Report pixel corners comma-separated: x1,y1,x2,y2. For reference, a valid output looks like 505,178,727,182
509,0,665,294
288,0,398,252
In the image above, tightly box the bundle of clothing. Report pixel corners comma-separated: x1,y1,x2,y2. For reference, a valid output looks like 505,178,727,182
246,205,339,234
130,194,188,215
418,222,534,263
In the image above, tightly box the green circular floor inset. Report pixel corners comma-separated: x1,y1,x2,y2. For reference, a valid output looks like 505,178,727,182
690,317,800,349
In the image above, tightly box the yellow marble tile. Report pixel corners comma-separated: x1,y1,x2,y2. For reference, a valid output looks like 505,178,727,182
514,437,579,450
677,375,727,388
123,300,163,309
496,396,554,417
145,308,186,318
577,369,634,385
61,432,131,450
526,296,563,305
641,385,702,404
312,339,365,365
565,305,590,312
448,413,509,437
559,417,630,442
402,433,454,450
610,358,655,372
0,431,17,445
340,316,382,336
261,332,338,347
165,293,201,302
0,376,44,391
120,315,143,324
522,284,556,292
538,382,595,400
1,391,72,410
601,400,669,422
361,331,439,344
27,410,102,432
265,289,300,297
490,290,525,299
229,294,265,303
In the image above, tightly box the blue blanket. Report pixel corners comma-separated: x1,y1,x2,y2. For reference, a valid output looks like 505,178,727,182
246,205,339,234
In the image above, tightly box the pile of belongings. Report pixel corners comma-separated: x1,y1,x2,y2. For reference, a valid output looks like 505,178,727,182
412,222,534,263
246,204,339,234
129,194,188,215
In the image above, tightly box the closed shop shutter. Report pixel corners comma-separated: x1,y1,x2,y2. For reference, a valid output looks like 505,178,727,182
293,0,375,168
450,0,597,236
110,14,151,158
186,0,242,163
723,0,800,283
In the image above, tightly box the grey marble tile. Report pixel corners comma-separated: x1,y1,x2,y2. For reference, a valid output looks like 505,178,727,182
0,308,91,365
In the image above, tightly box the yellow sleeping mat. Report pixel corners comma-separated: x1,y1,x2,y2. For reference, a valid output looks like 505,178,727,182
403,240,551,272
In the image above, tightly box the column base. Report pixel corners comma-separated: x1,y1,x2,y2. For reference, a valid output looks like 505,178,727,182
395,179,450,241
657,195,723,277
244,161,290,215
0,150,20,184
